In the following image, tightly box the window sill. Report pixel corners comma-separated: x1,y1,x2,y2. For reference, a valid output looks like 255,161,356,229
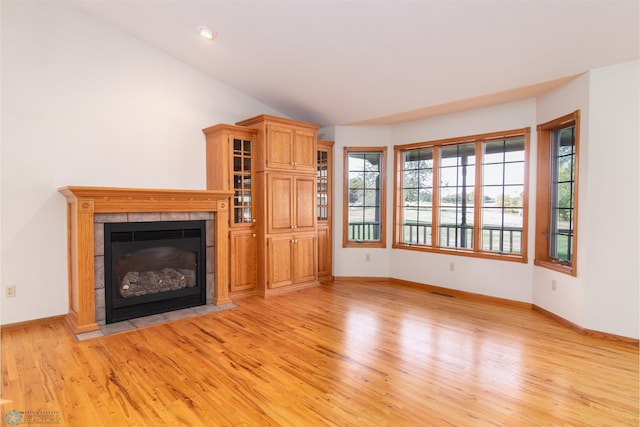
534,259,576,277
344,241,386,249
393,243,527,263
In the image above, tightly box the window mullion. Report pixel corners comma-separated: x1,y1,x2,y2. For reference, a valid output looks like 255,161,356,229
473,140,483,252
432,146,441,247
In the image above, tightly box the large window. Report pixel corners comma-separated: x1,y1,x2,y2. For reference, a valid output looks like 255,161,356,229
343,147,387,248
394,129,529,262
535,111,580,276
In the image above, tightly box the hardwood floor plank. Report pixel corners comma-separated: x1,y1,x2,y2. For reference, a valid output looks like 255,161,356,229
2,280,638,426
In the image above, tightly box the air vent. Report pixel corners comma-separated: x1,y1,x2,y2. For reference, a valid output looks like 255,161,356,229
431,291,454,298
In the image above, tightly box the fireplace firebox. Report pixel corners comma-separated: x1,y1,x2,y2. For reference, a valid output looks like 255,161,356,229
104,220,207,323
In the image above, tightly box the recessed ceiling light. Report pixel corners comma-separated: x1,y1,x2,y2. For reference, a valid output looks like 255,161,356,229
198,25,216,41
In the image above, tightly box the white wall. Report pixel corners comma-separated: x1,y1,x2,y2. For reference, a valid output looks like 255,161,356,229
333,125,393,278
534,62,640,339
0,1,282,324
583,61,639,338
534,74,590,329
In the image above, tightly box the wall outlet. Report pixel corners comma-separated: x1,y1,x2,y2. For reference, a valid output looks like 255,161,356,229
449,262,455,272
365,253,371,262
552,280,557,291
5,285,16,298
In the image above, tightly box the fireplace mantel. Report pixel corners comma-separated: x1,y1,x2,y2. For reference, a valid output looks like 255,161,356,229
59,186,233,334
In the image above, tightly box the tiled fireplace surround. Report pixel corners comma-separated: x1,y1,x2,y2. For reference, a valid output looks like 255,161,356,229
93,211,215,325
59,187,232,335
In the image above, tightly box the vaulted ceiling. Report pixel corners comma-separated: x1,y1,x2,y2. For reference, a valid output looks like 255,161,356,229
70,0,639,127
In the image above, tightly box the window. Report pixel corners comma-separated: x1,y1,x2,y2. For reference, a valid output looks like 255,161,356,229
343,147,387,248
439,143,476,249
535,111,580,276
394,129,529,262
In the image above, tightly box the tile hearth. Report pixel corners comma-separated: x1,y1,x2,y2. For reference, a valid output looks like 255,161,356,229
75,303,237,341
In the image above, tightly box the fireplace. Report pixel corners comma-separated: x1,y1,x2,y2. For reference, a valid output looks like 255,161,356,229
104,220,207,323
59,186,232,335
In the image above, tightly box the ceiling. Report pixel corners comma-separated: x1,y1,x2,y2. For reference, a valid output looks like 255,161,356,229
70,0,639,127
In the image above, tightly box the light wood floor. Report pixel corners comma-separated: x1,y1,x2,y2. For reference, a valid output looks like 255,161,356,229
2,281,638,426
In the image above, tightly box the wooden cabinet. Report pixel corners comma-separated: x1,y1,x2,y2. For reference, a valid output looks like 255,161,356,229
205,115,321,299
236,115,321,297
203,124,258,296
263,125,316,173
317,140,334,280
317,225,331,279
229,229,257,292
267,233,316,289
266,174,316,234
236,115,318,174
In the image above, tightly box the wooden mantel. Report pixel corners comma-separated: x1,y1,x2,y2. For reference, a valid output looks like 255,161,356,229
59,186,233,334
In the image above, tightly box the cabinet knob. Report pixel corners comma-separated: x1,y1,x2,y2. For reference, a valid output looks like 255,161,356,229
252,234,256,238
252,218,256,222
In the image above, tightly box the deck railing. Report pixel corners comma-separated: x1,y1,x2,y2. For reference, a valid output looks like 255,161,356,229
348,222,524,253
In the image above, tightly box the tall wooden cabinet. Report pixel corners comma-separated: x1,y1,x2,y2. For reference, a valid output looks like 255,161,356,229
236,115,321,297
205,115,321,299
203,124,259,297
317,140,334,281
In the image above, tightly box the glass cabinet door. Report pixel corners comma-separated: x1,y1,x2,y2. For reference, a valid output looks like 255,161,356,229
317,150,329,221
233,137,253,224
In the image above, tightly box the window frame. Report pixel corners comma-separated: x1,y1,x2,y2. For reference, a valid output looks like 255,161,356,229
392,128,530,263
343,146,387,248
535,111,580,276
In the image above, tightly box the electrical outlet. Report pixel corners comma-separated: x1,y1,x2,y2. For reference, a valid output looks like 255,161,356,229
449,263,455,272
365,254,371,262
5,285,16,298
552,280,557,291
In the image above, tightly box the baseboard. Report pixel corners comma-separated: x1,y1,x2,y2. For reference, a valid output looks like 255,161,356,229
333,276,390,284
389,278,532,309
532,305,639,345
335,276,638,343
318,275,335,284
4,283,637,344
334,276,530,309
262,280,320,298
229,288,258,300
1,314,66,333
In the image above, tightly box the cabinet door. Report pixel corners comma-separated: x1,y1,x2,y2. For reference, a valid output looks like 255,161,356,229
293,129,316,172
267,235,294,288
231,136,254,225
294,175,316,232
293,233,316,284
267,174,294,234
317,226,331,278
266,125,294,170
317,141,333,279
230,229,257,292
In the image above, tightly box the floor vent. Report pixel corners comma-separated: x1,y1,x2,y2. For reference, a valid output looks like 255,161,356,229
431,291,454,298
